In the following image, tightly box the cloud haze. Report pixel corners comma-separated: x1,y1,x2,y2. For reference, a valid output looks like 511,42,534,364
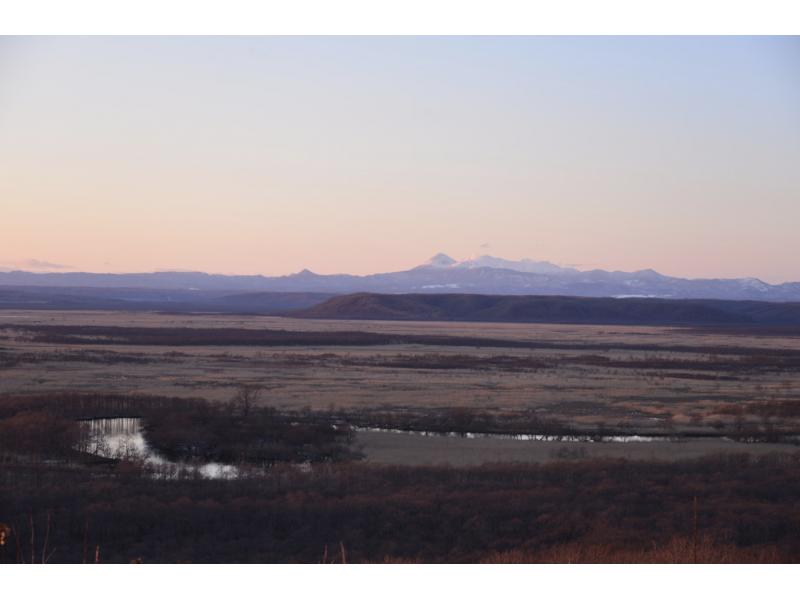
0,258,73,271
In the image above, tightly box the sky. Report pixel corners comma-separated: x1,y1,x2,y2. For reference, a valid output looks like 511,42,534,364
1,36,799,282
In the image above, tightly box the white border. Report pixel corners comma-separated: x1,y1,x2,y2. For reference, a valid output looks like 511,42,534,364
3,564,799,598
0,0,798,34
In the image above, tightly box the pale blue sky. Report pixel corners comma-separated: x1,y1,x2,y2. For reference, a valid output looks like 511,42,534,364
1,37,798,281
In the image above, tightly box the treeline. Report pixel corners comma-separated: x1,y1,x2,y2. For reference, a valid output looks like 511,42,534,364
6,323,581,351
144,389,358,465
1,454,799,563
11,323,800,359
0,392,359,467
0,392,204,421
283,351,800,374
341,406,579,437
336,404,800,444
0,349,159,368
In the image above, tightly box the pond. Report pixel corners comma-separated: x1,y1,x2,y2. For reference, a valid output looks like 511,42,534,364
79,417,240,479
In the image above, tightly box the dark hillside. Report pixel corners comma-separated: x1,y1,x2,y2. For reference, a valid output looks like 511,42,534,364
0,286,334,314
292,293,800,326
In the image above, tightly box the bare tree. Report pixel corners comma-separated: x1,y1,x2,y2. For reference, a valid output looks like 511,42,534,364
231,386,263,419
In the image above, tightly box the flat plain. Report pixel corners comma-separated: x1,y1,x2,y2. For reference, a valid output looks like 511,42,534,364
3,308,800,563
2,309,799,465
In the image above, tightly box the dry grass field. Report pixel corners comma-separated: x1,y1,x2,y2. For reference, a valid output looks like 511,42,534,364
3,309,800,466
3,309,800,561
356,430,800,465
3,311,799,423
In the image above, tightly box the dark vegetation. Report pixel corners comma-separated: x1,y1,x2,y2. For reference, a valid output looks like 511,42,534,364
0,347,160,368
344,406,604,438
292,292,800,325
144,388,358,465
0,392,358,467
342,404,800,443
10,323,800,360
238,351,800,375
685,325,800,338
1,454,799,563
0,411,81,461
9,323,544,349
0,286,334,314
1,392,799,563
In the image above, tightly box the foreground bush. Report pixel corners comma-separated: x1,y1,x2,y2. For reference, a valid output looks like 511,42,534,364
1,453,799,563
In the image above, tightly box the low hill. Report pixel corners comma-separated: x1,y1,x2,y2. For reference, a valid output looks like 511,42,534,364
0,286,334,314
290,293,800,326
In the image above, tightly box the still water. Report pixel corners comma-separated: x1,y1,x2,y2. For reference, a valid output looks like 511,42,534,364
79,417,239,479
352,426,675,442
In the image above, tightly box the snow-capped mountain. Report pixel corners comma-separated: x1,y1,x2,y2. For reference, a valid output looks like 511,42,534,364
421,253,573,275
423,253,459,268
1,254,799,302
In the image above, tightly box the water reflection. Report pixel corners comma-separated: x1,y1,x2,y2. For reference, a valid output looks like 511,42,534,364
79,417,239,479
353,426,676,443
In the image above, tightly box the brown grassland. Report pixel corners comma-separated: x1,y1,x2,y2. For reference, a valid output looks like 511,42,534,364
1,309,800,563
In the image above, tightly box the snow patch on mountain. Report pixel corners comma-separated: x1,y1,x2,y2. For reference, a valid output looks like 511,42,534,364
424,253,458,268
420,253,572,274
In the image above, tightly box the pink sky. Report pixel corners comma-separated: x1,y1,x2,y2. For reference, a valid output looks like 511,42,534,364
1,37,799,282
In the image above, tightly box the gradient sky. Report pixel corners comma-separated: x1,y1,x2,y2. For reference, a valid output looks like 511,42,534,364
1,36,798,282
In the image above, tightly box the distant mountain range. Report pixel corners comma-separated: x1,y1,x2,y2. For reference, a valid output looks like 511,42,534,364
2,254,799,302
